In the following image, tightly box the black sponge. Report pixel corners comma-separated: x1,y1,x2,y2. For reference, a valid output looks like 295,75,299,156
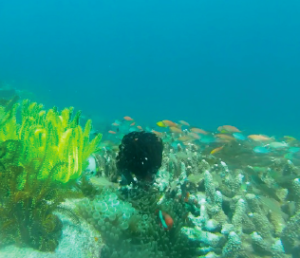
116,131,163,184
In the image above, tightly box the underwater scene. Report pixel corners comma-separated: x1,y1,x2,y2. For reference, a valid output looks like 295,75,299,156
0,92,300,258
0,0,300,258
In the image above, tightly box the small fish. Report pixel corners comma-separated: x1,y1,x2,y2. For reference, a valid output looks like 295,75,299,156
151,130,164,138
284,136,297,143
170,126,183,134
124,116,134,121
130,122,136,126
232,132,246,140
108,130,117,134
178,135,193,142
189,132,201,140
156,121,167,127
184,192,190,202
158,210,173,230
215,134,236,142
85,156,96,175
248,134,273,142
210,146,224,155
217,125,241,133
179,120,190,126
253,146,270,154
89,176,119,188
266,141,288,149
161,120,177,127
137,125,143,130
190,128,208,134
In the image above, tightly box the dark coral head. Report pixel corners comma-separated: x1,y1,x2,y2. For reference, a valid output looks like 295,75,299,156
116,131,163,183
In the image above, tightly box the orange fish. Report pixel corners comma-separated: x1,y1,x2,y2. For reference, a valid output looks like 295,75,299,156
158,210,173,230
108,130,117,134
215,134,236,142
189,132,201,140
130,122,136,126
210,146,224,155
162,120,177,127
248,134,273,142
112,122,119,127
124,116,134,121
137,125,143,130
179,120,190,126
217,125,241,133
152,130,164,138
170,126,183,134
190,128,208,135
184,192,190,202
178,135,193,142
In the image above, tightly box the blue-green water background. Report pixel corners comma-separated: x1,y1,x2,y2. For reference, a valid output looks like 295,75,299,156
0,0,299,136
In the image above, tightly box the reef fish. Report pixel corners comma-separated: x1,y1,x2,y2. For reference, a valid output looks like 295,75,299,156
124,116,134,121
210,146,224,155
248,134,273,142
179,120,190,126
158,210,173,230
215,134,236,142
232,132,246,140
266,141,288,149
217,125,241,133
157,120,178,128
190,128,208,135
170,126,183,134
253,146,270,154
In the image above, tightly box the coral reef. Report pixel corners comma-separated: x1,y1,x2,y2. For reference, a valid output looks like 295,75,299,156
155,140,300,258
77,186,198,258
2,101,300,258
73,125,300,258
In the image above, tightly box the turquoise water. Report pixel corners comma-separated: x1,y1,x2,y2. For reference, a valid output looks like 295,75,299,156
0,0,300,136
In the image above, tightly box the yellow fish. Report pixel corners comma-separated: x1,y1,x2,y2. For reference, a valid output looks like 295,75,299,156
157,121,167,127
210,146,224,155
284,135,297,143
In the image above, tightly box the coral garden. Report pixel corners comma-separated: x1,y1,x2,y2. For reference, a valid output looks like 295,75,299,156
0,95,300,258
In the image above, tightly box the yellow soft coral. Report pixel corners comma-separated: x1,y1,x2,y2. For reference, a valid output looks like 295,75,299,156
0,99,102,183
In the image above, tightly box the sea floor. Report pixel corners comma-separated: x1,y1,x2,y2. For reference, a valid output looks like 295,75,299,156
0,199,103,258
